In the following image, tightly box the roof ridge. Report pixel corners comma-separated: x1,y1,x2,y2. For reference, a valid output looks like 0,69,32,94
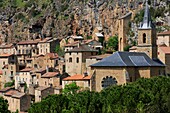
116,52,127,66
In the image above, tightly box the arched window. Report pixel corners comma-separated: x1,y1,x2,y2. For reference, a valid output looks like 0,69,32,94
101,76,117,88
76,57,79,63
143,33,146,43
69,57,72,62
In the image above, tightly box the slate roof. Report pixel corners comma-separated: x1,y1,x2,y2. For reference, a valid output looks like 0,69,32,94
66,44,98,52
91,51,165,67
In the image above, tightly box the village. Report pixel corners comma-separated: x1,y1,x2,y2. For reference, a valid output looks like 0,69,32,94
0,0,170,112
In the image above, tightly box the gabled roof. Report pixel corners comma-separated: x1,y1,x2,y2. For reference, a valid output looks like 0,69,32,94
17,40,39,45
0,53,13,57
45,53,58,59
91,51,165,67
35,86,50,91
157,30,170,36
66,44,98,53
41,72,59,78
63,74,92,81
159,47,170,54
5,90,25,98
0,44,14,49
20,68,34,72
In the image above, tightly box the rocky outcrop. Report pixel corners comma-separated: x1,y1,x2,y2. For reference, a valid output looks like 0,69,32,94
0,0,169,44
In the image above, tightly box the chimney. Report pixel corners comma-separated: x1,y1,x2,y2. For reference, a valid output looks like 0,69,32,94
46,66,49,73
83,72,88,77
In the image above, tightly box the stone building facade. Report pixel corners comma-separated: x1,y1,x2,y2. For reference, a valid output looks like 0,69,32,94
65,44,98,75
118,12,132,51
157,30,170,46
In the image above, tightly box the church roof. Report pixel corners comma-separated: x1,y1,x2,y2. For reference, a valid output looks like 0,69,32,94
139,0,154,29
91,51,165,67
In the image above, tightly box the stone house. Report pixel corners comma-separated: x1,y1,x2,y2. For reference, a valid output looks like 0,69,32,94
65,44,98,75
1,89,31,112
118,12,132,51
32,53,58,69
37,37,58,55
0,54,18,88
62,74,92,90
15,68,36,93
0,44,16,55
17,39,40,70
35,86,54,102
158,47,170,75
157,30,170,46
39,72,60,87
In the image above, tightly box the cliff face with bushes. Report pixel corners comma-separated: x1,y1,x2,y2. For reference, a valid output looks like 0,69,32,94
0,0,169,44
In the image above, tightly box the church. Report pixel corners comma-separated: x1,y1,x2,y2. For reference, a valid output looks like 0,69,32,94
90,0,165,92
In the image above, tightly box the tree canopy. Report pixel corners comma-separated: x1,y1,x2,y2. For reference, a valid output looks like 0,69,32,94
0,97,10,113
107,35,118,51
28,76,170,113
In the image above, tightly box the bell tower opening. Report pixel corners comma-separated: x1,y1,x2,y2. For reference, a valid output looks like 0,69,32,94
143,33,146,43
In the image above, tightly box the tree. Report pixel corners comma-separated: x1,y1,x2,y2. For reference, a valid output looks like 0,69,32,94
0,97,10,113
62,82,80,95
107,35,118,51
55,45,64,56
4,80,14,88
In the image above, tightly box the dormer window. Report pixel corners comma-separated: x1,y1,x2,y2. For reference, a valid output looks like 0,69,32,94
143,33,146,43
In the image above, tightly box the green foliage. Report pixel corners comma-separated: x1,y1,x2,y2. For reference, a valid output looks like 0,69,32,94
87,36,92,39
29,77,170,113
107,35,118,51
124,45,131,51
55,45,64,56
4,80,14,88
0,97,10,113
62,82,80,95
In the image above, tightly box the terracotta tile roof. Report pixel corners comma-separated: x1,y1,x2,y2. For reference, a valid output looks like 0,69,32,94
0,44,14,49
0,87,13,92
158,30,170,36
5,90,25,98
18,40,38,45
20,67,34,72
159,47,170,54
35,86,50,91
0,70,2,75
39,37,53,43
45,53,58,59
64,41,79,47
63,74,92,81
0,53,13,57
41,72,59,78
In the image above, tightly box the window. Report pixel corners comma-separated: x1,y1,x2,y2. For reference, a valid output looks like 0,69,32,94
69,57,72,62
69,53,71,55
101,76,117,89
18,50,21,54
143,33,146,43
76,57,79,63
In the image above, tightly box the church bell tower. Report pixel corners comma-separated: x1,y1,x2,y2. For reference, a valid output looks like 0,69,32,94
137,0,157,59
